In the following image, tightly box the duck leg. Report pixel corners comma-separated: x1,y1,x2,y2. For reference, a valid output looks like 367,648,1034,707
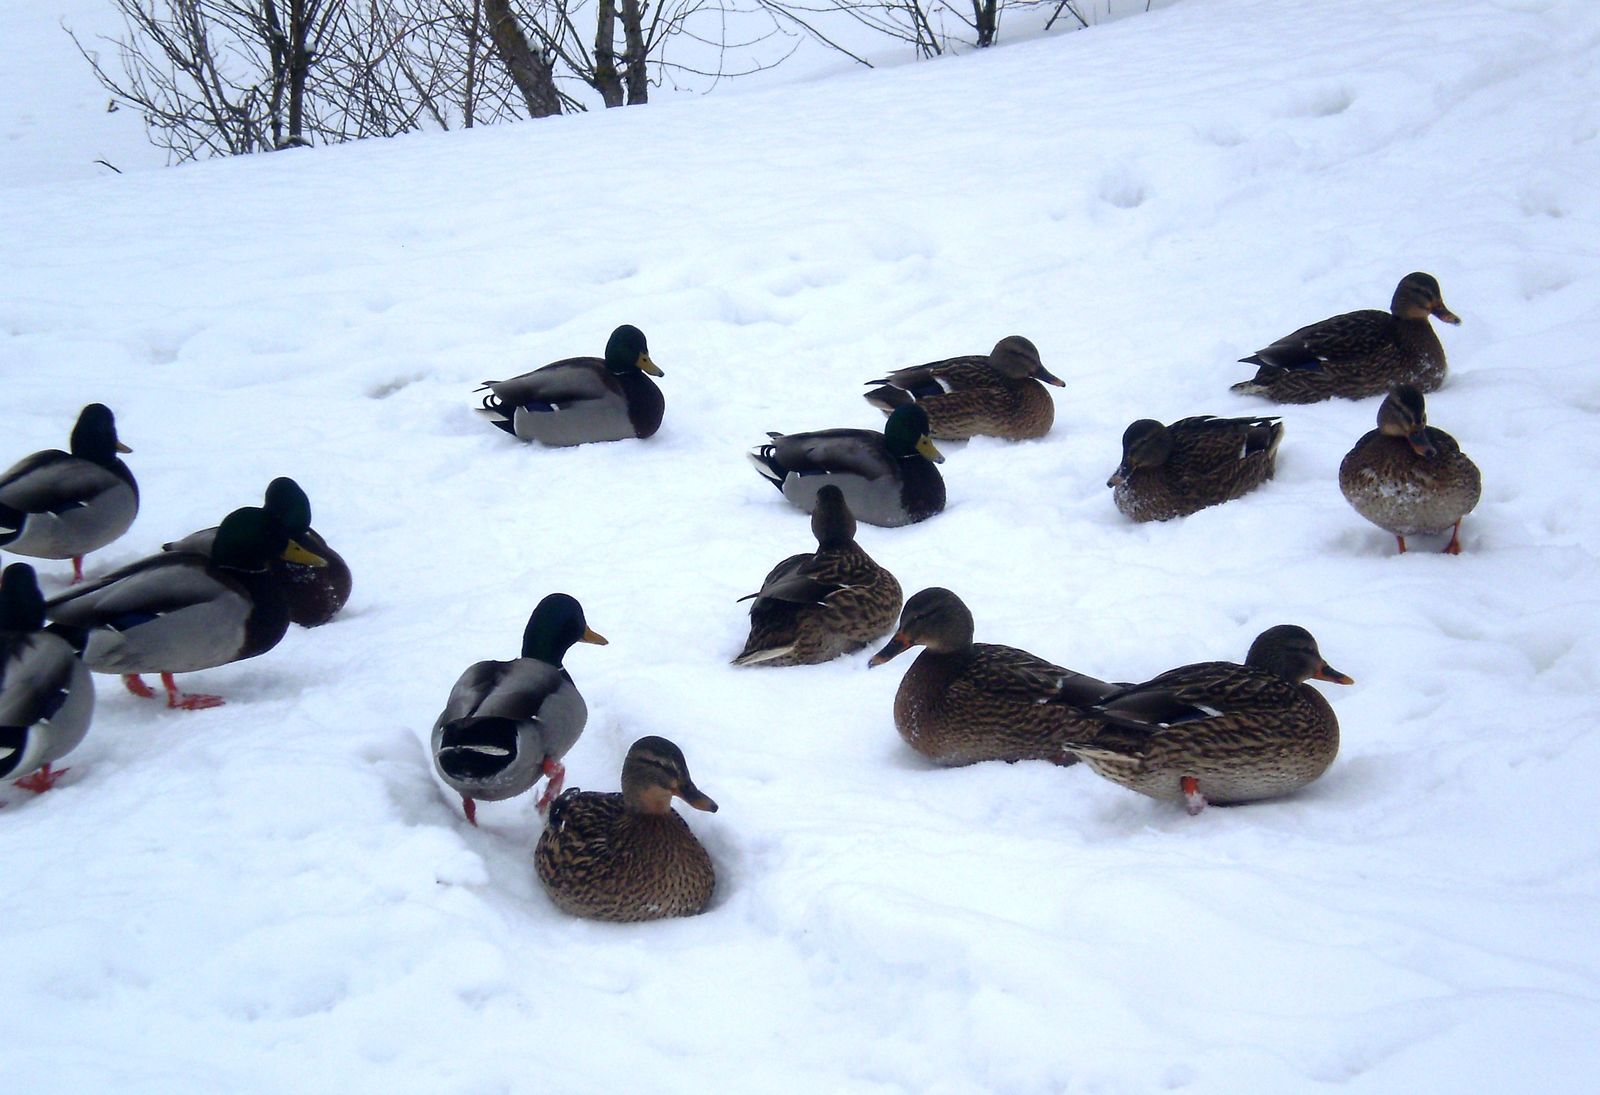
461,795,478,826
534,756,567,813
14,763,68,793
161,672,224,711
123,674,157,699
1181,776,1208,816
1394,534,1408,554
1442,521,1464,555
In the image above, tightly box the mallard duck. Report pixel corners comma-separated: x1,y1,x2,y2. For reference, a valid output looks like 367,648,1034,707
868,587,1120,767
1,563,94,793
733,485,902,667
1339,384,1481,554
748,404,946,527
1059,625,1352,814
535,736,718,922
432,593,607,826
44,507,326,710
1108,415,1284,522
0,403,138,583
862,335,1064,440
1232,272,1460,403
164,478,352,627
476,324,664,445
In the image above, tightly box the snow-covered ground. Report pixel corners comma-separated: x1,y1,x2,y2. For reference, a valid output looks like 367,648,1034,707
5,0,1600,1090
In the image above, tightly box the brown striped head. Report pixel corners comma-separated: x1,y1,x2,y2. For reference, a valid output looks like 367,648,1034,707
1375,385,1436,457
621,736,718,815
1391,272,1459,325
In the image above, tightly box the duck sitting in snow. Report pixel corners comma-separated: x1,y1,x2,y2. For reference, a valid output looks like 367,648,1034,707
1057,625,1352,815
44,507,326,710
1107,415,1283,522
1338,384,1481,554
165,477,352,627
733,485,902,667
476,324,664,445
432,593,607,826
862,335,1064,441
1,563,94,793
1232,272,1460,403
535,736,719,922
0,403,138,584
868,587,1122,767
748,404,946,527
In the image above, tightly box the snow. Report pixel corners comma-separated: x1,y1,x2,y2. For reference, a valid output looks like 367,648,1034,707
5,0,1600,1090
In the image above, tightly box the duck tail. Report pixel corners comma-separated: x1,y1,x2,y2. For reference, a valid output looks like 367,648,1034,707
746,445,787,491
862,384,910,414
474,389,517,435
437,717,522,781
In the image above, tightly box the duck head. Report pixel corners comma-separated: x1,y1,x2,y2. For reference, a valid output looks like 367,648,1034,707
0,563,45,632
521,592,608,665
211,507,328,573
1246,624,1353,686
70,403,131,463
263,478,313,537
884,404,944,464
1391,272,1459,325
869,587,974,665
1107,419,1171,487
811,485,858,549
604,324,662,377
989,335,1063,386
1376,385,1436,457
621,735,718,815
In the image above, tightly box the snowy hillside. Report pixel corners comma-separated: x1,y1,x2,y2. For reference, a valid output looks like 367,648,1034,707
5,0,1600,1091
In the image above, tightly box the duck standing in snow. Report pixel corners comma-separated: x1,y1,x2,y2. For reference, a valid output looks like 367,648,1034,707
1107,415,1283,522
476,324,664,445
1339,384,1481,554
862,335,1064,440
1057,625,1352,814
733,485,902,667
868,587,1120,767
432,593,607,826
44,507,326,710
1,563,94,793
536,736,719,922
0,403,138,583
1232,272,1460,403
165,477,352,626
748,403,946,527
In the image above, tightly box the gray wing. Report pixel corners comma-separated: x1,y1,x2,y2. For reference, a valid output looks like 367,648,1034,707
480,358,613,409
163,526,219,554
769,429,896,480
0,451,123,513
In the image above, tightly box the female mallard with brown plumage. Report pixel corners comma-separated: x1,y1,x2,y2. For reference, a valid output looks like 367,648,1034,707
1339,384,1481,554
1108,415,1283,522
535,736,719,922
733,485,901,667
868,587,1120,767
862,335,1064,440
1058,625,1352,814
1232,272,1460,403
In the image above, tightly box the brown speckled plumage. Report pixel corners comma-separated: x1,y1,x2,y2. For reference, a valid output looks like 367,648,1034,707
535,737,718,922
1339,385,1481,554
1060,625,1352,813
734,485,901,667
869,588,1118,767
863,335,1064,440
1108,415,1283,522
1232,272,1459,403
